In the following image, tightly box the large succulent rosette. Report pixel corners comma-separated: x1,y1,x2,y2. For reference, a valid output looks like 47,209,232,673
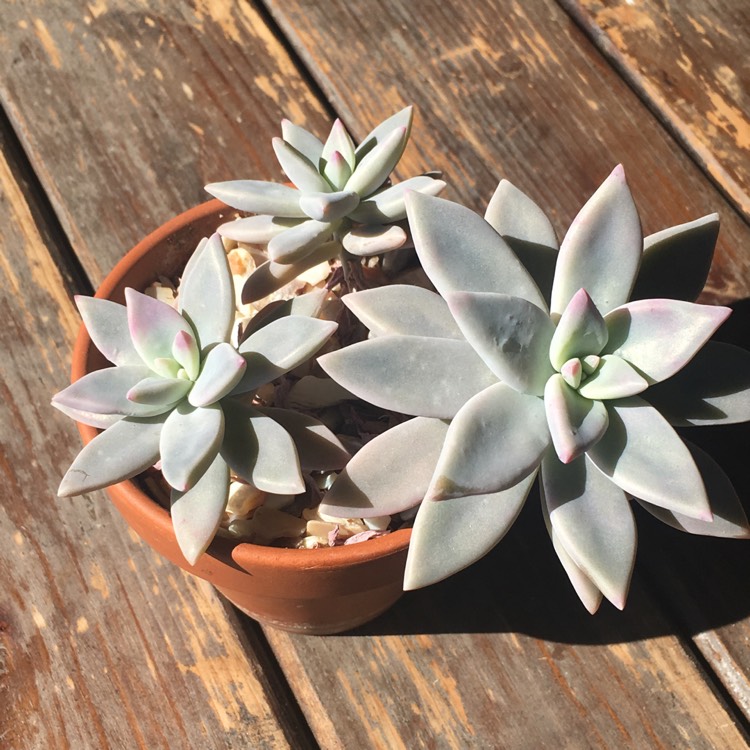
318,166,750,612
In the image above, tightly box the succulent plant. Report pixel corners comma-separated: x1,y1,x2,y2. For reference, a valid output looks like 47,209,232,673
205,106,445,302
54,234,347,564
318,165,750,612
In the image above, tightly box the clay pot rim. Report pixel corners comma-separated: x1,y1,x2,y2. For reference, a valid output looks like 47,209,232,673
71,198,412,573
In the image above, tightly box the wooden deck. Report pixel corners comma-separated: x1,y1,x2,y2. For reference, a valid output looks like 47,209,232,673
1,1,749,747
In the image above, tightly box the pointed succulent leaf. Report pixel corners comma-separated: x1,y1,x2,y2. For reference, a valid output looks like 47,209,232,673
407,192,547,310
485,179,558,249
257,407,350,472
127,376,193,406
171,330,199,380
342,224,407,256
404,472,536,590
560,358,582,389
233,316,338,394
638,442,749,539
52,365,166,417
299,190,360,222
272,137,331,193
343,285,462,339
321,417,449,518
346,127,408,197
58,414,167,496
241,240,339,303
544,374,609,463
222,405,304,494
267,219,333,264
204,180,306,218
631,214,719,302
348,175,446,224
178,234,235,350
603,299,730,384
171,452,230,565
542,451,635,610
321,119,356,170
322,151,352,190
217,214,301,244
446,291,555,396
549,288,608,370
280,119,324,165
577,355,649,400
51,401,123,429
126,288,194,370
426,382,549,500
355,105,413,160
541,499,603,614
75,296,141,366
588,397,711,520
551,165,642,316
319,336,499,418
159,402,224,492
242,289,327,338
644,342,750,426
189,342,246,407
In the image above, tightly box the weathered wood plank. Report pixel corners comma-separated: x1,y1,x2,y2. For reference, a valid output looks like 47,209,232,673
560,0,750,222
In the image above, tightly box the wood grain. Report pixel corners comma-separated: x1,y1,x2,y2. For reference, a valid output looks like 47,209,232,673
560,0,750,222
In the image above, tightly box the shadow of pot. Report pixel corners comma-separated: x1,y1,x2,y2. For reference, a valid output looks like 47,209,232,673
71,199,410,634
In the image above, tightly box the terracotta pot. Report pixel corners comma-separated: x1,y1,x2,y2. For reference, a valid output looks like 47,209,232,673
72,199,410,634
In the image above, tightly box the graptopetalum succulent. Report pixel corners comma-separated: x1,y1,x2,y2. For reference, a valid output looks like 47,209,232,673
53,234,348,564
318,165,750,612
205,107,445,302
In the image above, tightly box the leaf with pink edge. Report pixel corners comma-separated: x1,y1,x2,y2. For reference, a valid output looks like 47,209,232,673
171,330,199,381
549,289,608,370
126,376,192,406
75,296,141,366
321,119,356,171
355,105,413,161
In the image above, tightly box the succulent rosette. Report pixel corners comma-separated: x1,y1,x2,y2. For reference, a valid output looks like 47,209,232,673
54,234,347,563
205,106,445,302
318,166,750,612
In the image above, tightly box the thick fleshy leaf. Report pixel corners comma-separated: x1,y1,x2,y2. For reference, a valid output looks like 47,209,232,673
127,376,192,406
217,214,300,244
159,402,224,491
542,500,603,614
178,234,235,350
75,296,141,366
542,451,635,609
322,151,352,190
485,179,558,249
427,383,548,500
588,396,711,520
233,316,338,394
407,192,547,310
319,336,499,418
551,165,642,316
58,414,167,496
355,105,413,160
549,288,608,371
631,214,719,302
171,330,199,381
343,285,462,339
241,289,327,338
221,405,304,494
404,472,536,590
321,119,356,170
544,374,609,463
349,175,446,224
189,343,246,407
637,442,749,538
267,219,332,264
346,127,408,197
258,407,350,472
577,355,649,400
341,224,407,256
52,365,164,417
126,288,194,370
321,417,449,518
446,291,554,396
273,137,331,193
170,452,230,565
241,240,339,303
644,342,750,426
603,299,730,383
280,119,324,165
299,190,359,222
51,401,124,429
204,180,306,217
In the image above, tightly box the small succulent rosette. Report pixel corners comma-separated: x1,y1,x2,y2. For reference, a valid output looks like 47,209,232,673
205,106,445,302
53,234,348,564
318,165,750,612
